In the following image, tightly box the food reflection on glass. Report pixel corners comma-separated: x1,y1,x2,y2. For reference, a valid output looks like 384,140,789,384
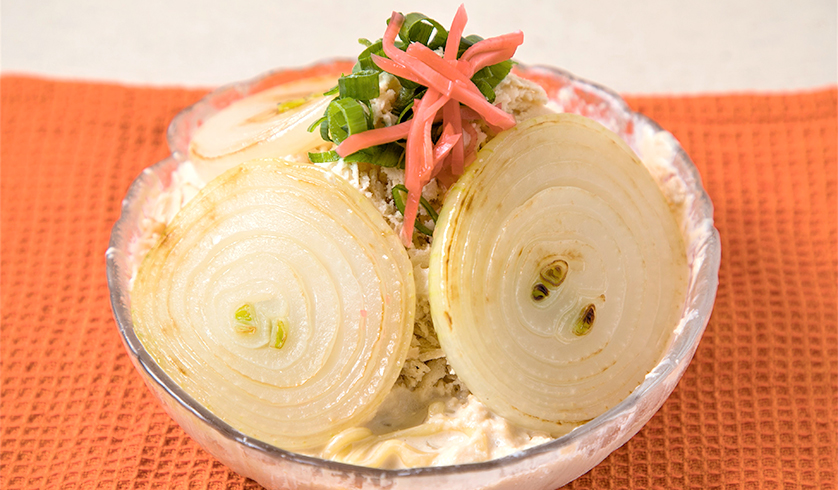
123,6,700,472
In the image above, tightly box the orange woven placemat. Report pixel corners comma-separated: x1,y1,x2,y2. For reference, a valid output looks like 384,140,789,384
1,75,836,490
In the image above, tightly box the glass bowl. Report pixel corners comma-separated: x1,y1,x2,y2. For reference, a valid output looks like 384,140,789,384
107,59,720,490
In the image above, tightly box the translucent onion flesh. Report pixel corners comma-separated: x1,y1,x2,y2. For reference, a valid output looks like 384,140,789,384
131,160,415,450
188,75,337,182
429,113,688,436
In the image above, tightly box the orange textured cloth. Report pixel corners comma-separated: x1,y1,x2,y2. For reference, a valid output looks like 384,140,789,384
1,75,836,490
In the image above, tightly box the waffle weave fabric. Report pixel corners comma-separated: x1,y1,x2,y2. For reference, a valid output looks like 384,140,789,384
1,72,835,489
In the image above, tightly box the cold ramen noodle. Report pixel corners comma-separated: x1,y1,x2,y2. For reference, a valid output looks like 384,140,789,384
130,7,688,469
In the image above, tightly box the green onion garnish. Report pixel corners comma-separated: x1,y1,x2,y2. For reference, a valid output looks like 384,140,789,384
308,10,514,176
326,97,369,145
346,143,403,168
307,115,327,134
399,13,448,49
309,143,402,168
392,184,438,236
308,150,340,163
471,60,514,103
339,70,381,100
355,40,386,72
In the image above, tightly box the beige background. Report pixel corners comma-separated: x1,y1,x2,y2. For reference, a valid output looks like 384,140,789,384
2,0,836,94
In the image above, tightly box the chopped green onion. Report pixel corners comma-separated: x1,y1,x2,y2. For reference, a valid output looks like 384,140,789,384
323,86,340,96
394,86,417,108
326,97,370,144
339,70,381,100
307,115,327,133
396,99,415,124
471,60,513,103
399,13,448,49
472,79,496,103
308,150,340,163
354,40,385,72
393,85,420,115
309,144,403,168
345,142,403,168
452,34,481,59
312,10,516,187
392,184,438,236
319,116,332,142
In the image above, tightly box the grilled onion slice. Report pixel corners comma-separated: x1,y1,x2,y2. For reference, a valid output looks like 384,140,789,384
188,76,336,181
132,160,415,450
429,113,688,435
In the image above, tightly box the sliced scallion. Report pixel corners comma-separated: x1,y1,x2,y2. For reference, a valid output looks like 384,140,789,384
308,9,518,214
399,13,448,49
308,150,340,163
472,79,496,103
307,115,327,134
326,97,370,144
345,142,403,168
355,40,385,72
396,99,415,124
471,60,514,103
452,34,482,59
339,70,381,100
392,184,438,235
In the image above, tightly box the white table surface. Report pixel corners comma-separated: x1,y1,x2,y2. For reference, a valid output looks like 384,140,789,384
2,0,836,94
